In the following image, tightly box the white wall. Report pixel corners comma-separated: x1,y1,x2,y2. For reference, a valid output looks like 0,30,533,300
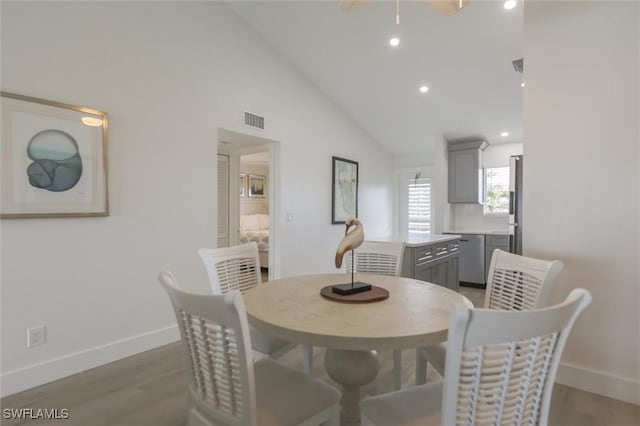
523,1,639,404
482,143,523,168
0,2,394,395
393,138,449,235
450,143,523,232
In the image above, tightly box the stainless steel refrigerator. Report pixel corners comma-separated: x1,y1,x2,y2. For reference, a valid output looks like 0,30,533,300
509,155,523,254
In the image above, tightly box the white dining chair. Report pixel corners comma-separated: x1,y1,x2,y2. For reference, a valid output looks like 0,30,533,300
415,249,564,385
346,241,405,277
199,243,313,373
346,240,406,390
158,272,340,426
361,288,591,426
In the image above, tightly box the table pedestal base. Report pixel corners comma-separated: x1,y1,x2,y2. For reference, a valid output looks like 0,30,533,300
325,349,379,426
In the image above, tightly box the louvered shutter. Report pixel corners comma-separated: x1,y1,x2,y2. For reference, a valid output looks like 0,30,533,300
217,154,230,248
408,177,432,237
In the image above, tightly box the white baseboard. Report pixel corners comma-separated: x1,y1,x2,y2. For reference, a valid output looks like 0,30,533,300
556,361,640,405
0,325,179,398
3,331,638,406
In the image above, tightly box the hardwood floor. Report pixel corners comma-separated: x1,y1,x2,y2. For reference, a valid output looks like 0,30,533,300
2,287,638,426
2,343,638,426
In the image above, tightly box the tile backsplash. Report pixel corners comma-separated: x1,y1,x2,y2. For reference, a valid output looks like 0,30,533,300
449,203,509,232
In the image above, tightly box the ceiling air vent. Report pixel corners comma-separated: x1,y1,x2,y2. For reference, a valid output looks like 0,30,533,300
512,58,524,73
243,111,265,130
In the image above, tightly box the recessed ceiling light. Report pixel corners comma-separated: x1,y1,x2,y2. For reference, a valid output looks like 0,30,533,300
504,0,517,10
501,131,509,137
389,37,400,47
419,86,429,93
521,82,525,87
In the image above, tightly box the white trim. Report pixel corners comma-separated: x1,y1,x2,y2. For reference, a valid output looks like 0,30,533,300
0,325,179,397
555,361,640,405
268,142,281,280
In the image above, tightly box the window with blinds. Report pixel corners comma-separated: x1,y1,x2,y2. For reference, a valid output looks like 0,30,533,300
407,176,432,236
485,166,510,214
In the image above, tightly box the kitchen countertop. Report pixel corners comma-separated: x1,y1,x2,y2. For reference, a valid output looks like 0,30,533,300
444,230,508,236
404,234,462,247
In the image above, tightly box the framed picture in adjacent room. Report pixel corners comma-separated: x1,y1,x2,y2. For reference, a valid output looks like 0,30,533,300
1,92,109,218
248,174,265,197
240,174,247,197
332,156,358,224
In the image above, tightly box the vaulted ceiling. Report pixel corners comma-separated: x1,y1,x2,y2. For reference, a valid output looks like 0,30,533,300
229,0,523,155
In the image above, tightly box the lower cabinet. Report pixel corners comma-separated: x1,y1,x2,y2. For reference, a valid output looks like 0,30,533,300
447,256,459,292
402,239,460,292
415,261,433,283
485,235,509,281
431,259,448,288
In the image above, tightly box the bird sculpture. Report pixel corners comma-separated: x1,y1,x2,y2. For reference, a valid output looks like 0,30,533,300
335,217,365,269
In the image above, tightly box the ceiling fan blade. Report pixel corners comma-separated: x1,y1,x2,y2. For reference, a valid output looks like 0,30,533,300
426,0,470,16
341,0,371,12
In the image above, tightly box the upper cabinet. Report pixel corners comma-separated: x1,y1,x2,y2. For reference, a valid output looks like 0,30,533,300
448,140,489,203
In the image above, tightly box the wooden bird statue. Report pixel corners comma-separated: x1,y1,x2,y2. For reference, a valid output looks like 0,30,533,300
335,217,365,268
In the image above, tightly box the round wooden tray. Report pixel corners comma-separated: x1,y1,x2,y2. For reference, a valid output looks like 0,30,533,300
320,284,389,303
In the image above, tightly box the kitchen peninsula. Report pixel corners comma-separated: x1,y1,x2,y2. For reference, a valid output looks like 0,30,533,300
400,234,461,292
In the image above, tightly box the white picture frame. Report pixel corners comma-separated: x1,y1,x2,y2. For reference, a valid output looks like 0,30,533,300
1,92,109,218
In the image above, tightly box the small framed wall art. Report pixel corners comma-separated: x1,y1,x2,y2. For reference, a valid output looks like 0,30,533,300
1,92,109,218
332,156,358,224
248,174,265,198
240,174,247,197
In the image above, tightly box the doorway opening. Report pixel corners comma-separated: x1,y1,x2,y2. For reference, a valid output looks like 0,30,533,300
217,128,280,281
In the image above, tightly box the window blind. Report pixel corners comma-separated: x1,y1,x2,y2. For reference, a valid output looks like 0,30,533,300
408,176,431,236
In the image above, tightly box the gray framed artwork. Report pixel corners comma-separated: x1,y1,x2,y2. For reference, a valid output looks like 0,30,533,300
1,92,109,218
332,156,358,224
248,174,265,198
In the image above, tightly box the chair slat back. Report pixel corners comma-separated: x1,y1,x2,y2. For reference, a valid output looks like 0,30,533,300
346,241,405,277
158,272,256,426
199,243,261,295
441,289,591,426
485,249,564,310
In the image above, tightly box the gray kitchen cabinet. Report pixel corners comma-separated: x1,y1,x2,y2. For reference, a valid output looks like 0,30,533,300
448,140,488,203
431,259,448,287
401,238,460,292
414,261,433,283
485,235,509,281
447,255,459,291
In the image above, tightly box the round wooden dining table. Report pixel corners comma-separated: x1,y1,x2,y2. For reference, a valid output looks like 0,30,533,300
243,273,472,426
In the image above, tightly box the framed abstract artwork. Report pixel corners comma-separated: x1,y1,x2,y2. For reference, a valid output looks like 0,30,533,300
1,92,109,218
248,174,265,198
240,174,247,197
332,156,358,224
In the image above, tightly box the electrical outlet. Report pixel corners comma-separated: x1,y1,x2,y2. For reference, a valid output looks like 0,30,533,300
27,325,46,348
